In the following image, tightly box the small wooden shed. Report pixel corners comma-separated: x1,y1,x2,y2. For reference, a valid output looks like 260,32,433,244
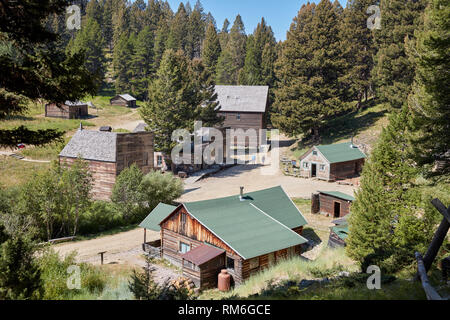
181,245,226,289
312,191,355,218
299,142,366,181
110,94,137,108
45,101,88,119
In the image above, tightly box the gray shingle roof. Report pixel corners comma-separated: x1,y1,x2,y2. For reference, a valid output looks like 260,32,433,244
59,130,117,162
133,123,148,133
215,85,268,113
118,94,136,101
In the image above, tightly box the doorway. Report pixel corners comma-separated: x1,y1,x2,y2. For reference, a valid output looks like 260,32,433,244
334,202,341,218
311,164,317,177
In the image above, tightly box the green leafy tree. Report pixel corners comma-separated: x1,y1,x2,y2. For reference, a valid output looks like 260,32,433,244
153,17,170,71
0,237,43,300
201,23,222,78
167,3,189,52
111,164,145,221
131,26,155,100
372,0,427,109
0,0,97,148
113,33,133,94
407,0,450,174
273,1,345,141
187,1,206,59
139,171,184,212
215,49,235,85
225,15,247,84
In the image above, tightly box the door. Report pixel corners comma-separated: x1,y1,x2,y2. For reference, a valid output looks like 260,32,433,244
334,202,341,218
311,164,317,177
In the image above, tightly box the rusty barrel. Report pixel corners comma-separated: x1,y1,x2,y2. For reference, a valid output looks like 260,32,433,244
218,269,231,292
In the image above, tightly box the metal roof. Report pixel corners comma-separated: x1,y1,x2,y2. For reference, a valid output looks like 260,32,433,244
59,129,118,162
215,85,268,113
139,203,177,231
118,94,136,101
315,142,366,164
182,186,308,260
64,100,87,106
181,244,225,266
319,191,355,202
331,225,349,240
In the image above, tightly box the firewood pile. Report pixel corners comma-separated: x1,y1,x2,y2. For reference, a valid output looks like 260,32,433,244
168,276,198,295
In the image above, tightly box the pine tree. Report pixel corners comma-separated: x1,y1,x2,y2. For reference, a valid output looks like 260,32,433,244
218,18,230,49
113,33,133,94
239,18,277,86
102,0,114,50
130,26,155,100
202,23,221,78
68,17,106,87
85,0,103,25
372,0,427,109
338,0,376,106
346,108,440,271
186,2,206,59
129,0,147,34
407,0,450,174
226,15,247,84
140,50,221,155
167,3,189,52
215,49,235,85
153,17,170,71
273,1,345,141
112,0,130,48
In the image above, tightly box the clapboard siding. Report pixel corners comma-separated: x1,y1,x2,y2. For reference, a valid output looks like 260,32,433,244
45,103,88,119
330,159,364,180
218,112,265,131
59,157,116,201
110,96,136,107
116,132,154,175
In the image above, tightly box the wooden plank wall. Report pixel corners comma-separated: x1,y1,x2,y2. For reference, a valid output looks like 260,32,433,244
330,159,365,180
319,194,352,217
45,104,88,119
116,132,154,175
218,112,265,131
59,157,116,201
299,150,330,180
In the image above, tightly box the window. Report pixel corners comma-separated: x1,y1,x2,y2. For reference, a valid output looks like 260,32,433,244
227,256,235,270
312,151,318,156
157,155,163,167
236,113,241,121
320,164,325,171
143,152,148,166
303,162,309,169
180,242,190,254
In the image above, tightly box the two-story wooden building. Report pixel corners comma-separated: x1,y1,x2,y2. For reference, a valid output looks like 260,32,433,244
45,101,88,119
140,186,308,289
59,126,154,200
299,142,366,181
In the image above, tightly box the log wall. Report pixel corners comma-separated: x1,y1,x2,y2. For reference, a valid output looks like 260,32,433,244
330,159,365,180
319,193,352,218
45,103,88,119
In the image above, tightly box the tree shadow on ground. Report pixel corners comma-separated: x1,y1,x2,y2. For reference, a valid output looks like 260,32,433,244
302,227,323,247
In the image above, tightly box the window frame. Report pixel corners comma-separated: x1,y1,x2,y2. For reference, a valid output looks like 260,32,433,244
179,242,191,254
226,256,235,271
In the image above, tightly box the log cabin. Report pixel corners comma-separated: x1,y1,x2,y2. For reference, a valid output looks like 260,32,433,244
110,94,137,108
299,142,366,181
45,101,88,119
59,126,154,201
311,191,355,218
139,186,308,289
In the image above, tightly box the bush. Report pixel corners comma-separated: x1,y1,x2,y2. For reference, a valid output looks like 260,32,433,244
37,248,107,300
78,201,123,235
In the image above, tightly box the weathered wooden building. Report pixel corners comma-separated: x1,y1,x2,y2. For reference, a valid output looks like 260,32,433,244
59,126,154,200
110,94,137,108
140,186,308,289
299,142,366,181
45,101,88,119
215,85,268,146
311,191,355,218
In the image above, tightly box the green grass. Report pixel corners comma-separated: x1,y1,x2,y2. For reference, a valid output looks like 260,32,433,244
0,156,51,187
288,100,389,159
200,248,358,300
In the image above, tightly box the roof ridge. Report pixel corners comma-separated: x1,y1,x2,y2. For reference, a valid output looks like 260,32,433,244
250,203,308,241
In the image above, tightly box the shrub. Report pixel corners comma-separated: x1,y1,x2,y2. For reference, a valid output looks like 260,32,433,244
78,201,123,235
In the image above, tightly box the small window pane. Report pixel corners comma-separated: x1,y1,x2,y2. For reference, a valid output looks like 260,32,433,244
180,242,190,254
227,257,235,270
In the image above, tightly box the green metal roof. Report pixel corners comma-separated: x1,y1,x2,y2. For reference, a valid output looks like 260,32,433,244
316,142,366,164
183,186,308,260
319,191,355,202
331,225,349,240
139,203,177,231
